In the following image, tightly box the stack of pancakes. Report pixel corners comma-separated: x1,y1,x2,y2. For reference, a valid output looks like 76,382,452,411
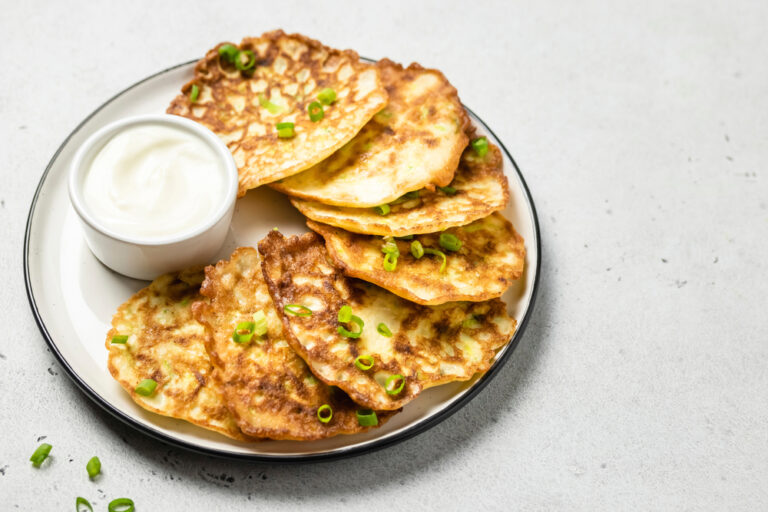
107,31,526,441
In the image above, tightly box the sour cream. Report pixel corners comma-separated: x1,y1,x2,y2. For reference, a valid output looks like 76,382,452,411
82,124,227,240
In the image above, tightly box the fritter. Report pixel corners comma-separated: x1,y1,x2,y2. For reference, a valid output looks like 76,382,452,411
271,59,470,207
167,30,388,196
192,247,396,440
307,212,525,305
258,231,517,411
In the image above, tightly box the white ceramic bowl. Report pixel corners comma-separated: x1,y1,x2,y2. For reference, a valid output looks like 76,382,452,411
68,114,238,280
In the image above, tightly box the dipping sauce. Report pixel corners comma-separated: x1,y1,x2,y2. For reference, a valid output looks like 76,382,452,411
82,124,227,240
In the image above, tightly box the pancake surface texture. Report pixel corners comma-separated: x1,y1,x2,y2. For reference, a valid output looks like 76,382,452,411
291,143,509,236
106,270,245,440
272,59,470,207
193,247,394,440
308,212,525,305
167,30,388,196
259,231,517,411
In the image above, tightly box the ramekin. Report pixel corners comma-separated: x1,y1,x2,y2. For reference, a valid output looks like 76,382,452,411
68,114,238,280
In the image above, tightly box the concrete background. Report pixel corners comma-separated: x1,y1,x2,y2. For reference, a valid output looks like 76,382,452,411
1,0,766,509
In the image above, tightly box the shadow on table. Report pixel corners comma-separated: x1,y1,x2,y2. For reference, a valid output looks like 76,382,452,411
82,262,551,500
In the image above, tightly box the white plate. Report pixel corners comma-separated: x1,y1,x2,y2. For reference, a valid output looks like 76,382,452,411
24,61,541,461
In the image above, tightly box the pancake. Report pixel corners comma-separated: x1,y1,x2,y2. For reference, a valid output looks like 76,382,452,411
307,212,525,305
167,30,388,196
290,142,508,236
271,59,470,207
192,247,396,440
258,231,517,411
106,270,246,440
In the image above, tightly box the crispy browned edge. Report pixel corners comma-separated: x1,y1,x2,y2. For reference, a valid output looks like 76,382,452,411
105,280,250,441
306,217,526,305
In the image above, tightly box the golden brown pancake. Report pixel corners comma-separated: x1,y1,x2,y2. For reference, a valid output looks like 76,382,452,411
167,30,388,196
192,247,396,440
106,270,246,440
307,212,525,305
290,142,509,236
271,59,470,207
258,231,517,411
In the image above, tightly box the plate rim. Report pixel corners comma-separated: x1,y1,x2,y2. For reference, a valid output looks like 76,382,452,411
23,59,542,463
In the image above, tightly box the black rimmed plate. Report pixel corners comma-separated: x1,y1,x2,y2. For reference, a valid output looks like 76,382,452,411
24,60,541,461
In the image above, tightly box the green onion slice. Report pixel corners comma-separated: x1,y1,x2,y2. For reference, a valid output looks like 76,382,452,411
108,498,135,512
439,233,462,252
376,322,393,337
317,87,337,105
354,355,374,371
86,456,101,479
471,136,489,157
317,404,333,423
134,379,157,397
252,310,268,337
218,43,239,62
284,304,312,316
189,84,200,103
308,101,324,122
462,314,482,328
258,93,282,114
235,49,256,70
381,238,399,255
385,374,406,396
337,305,352,323
76,497,94,512
410,240,424,259
232,321,255,343
374,204,390,216
356,409,378,427
438,185,456,195
276,121,295,138
338,314,364,338
111,335,129,344
29,443,52,467
383,252,398,272
395,235,414,240
424,248,447,272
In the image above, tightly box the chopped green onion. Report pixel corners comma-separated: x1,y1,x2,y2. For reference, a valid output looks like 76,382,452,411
395,235,414,240
284,304,312,316
29,443,52,467
471,136,489,157
86,456,101,479
276,121,295,138
354,355,374,371
317,404,333,423
318,87,337,105
252,311,268,337
402,190,420,200
232,321,255,343
410,240,424,259
438,186,456,195
218,44,239,62
462,314,482,328
439,233,462,252
424,248,447,272
134,379,157,397
108,498,135,512
258,93,282,114
235,49,256,70
356,409,378,427
337,305,352,323
381,238,399,255
376,322,393,337
383,252,398,272
385,374,405,396
374,204,390,215
307,101,324,122
111,335,129,344
338,314,364,338
76,497,93,512
189,84,200,103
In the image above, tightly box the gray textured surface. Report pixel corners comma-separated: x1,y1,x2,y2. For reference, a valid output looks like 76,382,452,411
1,1,767,510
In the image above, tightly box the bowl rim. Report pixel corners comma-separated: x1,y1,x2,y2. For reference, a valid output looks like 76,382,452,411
67,113,239,246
